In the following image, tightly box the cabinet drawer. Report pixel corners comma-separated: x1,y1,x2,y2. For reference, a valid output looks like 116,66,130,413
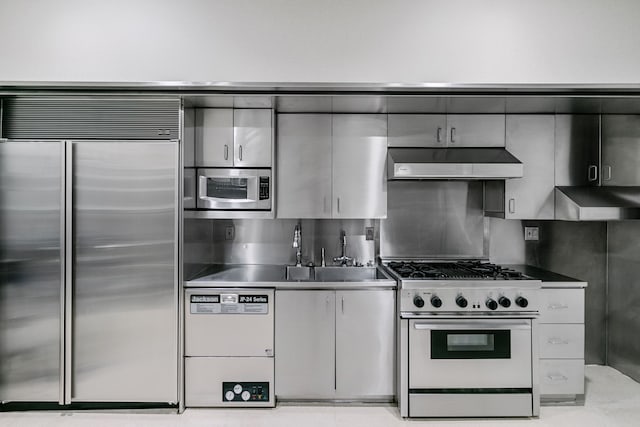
539,288,584,323
539,324,584,359
540,359,584,396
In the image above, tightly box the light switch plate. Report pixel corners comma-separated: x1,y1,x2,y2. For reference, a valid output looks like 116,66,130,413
225,226,235,240
365,227,374,240
524,226,539,241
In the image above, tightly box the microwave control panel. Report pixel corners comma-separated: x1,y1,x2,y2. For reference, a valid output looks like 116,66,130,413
259,176,270,200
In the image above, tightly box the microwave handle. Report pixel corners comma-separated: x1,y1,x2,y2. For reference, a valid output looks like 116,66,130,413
413,320,531,330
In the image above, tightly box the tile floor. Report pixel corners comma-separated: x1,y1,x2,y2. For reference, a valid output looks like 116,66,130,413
1,366,640,426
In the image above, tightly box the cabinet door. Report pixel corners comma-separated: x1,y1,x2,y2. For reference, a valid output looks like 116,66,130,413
276,114,332,218
388,114,446,147
446,114,505,147
275,290,335,399
234,109,272,167
332,114,387,219
601,115,640,186
504,115,555,219
195,109,233,167
335,290,395,399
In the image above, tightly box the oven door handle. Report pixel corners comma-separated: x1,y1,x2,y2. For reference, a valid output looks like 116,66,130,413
413,321,531,330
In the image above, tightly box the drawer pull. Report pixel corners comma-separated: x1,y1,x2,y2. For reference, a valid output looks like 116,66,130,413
546,374,569,382
548,303,569,310
547,338,570,345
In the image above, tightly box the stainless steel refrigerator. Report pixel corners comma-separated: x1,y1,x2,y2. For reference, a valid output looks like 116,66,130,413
0,138,179,405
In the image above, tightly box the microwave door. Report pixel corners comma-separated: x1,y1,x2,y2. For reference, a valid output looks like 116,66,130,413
198,175,258,209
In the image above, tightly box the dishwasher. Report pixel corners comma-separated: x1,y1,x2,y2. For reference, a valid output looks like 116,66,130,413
184,288,274,407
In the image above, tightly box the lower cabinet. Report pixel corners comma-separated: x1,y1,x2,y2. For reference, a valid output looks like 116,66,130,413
275,289,395,400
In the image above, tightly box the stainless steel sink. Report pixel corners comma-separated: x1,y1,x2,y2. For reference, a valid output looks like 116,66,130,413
285,265,314,281
313,266,379,281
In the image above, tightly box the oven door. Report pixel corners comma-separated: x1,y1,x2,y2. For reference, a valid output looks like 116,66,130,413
409,318,532,389
197,168,271,210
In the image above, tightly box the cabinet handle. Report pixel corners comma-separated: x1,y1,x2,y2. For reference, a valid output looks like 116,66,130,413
337,197,341,214
547,338,570,345
239,145,243,161
588,165,598,182
224,144,229,160
450,127,456,143
437,127,442,143
548,303,569,310
603,165,612,181
341,296,344,314
508,198,516,214
547,374,568,382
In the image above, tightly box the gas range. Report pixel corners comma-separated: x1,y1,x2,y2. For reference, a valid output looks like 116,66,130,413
384,260,541,314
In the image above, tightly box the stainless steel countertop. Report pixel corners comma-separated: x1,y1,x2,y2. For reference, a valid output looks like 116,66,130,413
507,264,588,288
185,264,397,290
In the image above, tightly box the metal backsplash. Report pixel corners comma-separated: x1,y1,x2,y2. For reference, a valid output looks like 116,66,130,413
380,181,487,259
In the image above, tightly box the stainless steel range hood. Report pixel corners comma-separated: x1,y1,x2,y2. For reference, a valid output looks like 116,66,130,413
556,186,640,220
387,148,524,180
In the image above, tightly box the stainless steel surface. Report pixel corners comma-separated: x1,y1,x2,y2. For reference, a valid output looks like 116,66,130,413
187,264,286,283
233,109,272,167
185,357,274,407
196,168,272,211
387,147,523,180
380,181,486,259
539,324,585,359
183,108,195,167
276,114,332,219
184,288,274,357
70,140,177,402
554,115,600,187
183,168,196,209
334,290,395,399
313,267,379,281
539,360,585,396
555,186,640,220
332,114,387,218
387,114,446,147
445,114,506,147
606,221,640,382
275,290,336,399
602,115,640,186
64,141,73,405
408,393,534,418
195,109,233,167
285,265,313,281
0,140,62,402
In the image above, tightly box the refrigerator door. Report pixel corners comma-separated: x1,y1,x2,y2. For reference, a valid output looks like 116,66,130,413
0,140,64,402
70,140,178,403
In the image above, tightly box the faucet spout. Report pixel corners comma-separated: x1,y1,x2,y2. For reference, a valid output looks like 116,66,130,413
292,224,302,267
332,230,353,266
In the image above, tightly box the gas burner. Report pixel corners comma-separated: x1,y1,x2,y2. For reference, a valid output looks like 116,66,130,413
386,260,529,281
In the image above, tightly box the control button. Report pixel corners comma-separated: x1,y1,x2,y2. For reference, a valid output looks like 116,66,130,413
233,384,243,394
499,296,511,308
516,296,529,308
413,295,425,308
225,390,235,401
456,295,468,308
486,298,498,310
430,295,442,308
241,390,251,401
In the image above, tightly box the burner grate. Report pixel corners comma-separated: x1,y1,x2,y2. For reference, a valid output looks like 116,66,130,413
387,261,527,280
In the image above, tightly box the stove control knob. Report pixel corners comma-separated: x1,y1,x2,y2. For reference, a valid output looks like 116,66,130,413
456,295,468,308
516,296,529,308
486,298,498,310
431,295,442,308
413,295,425,308
499,296,511,308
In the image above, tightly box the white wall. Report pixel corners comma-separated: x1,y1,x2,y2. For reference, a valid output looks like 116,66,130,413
1,0,639,84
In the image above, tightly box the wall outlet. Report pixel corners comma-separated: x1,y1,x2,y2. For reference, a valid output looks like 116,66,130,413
225,226,235,240
365,227,374,240
524,226,539,241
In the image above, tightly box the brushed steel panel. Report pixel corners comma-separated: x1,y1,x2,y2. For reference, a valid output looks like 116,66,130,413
275,290,335,399
195,109,233,167
332,114,387,219
445,114,505,147
554,115,600,187
601,115,640,186
0,140,63,402
233,109,272,167
539,324,585,359
387,114,446,147
335,290,395,399
409,393,533,418
539,289,585,324
539,359,585,395
276,114,332,218
71,141,177,402
183,168,196,209
183,108,196,167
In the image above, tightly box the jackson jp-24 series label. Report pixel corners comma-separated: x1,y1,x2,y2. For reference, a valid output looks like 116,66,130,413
190,294,269,315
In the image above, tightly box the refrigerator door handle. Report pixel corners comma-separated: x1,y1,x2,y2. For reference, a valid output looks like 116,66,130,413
64,141,73,404
59,141,66,405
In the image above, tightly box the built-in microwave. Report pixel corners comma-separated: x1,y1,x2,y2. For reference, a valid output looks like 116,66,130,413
197,168,271,210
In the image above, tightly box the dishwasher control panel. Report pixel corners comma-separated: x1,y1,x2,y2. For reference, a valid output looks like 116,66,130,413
190,294,269,314
223,382,270,402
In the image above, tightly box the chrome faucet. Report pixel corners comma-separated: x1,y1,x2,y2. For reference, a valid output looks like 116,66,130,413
292,223,302,267
333,230,353,266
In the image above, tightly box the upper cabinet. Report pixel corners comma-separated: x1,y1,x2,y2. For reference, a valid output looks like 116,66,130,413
277,114,387,219
195,108,272,167
388,114,505,147
601,115,640,186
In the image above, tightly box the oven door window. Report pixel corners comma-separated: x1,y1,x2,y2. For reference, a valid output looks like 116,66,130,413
431,329,510,359
206,177,251,201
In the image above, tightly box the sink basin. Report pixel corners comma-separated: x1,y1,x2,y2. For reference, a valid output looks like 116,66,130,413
286,265,314,281
313,266,379,281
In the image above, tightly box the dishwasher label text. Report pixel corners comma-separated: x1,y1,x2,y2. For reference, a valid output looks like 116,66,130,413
190,294,269,314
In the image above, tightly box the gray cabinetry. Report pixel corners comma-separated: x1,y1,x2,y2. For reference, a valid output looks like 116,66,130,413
276,114,332,218
196,108,272,167
275,289,394,400
601,115,640,186
277,114,387,219
387,114,504,147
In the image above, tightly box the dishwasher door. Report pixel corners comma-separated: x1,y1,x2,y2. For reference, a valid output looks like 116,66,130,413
185,288,274,357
